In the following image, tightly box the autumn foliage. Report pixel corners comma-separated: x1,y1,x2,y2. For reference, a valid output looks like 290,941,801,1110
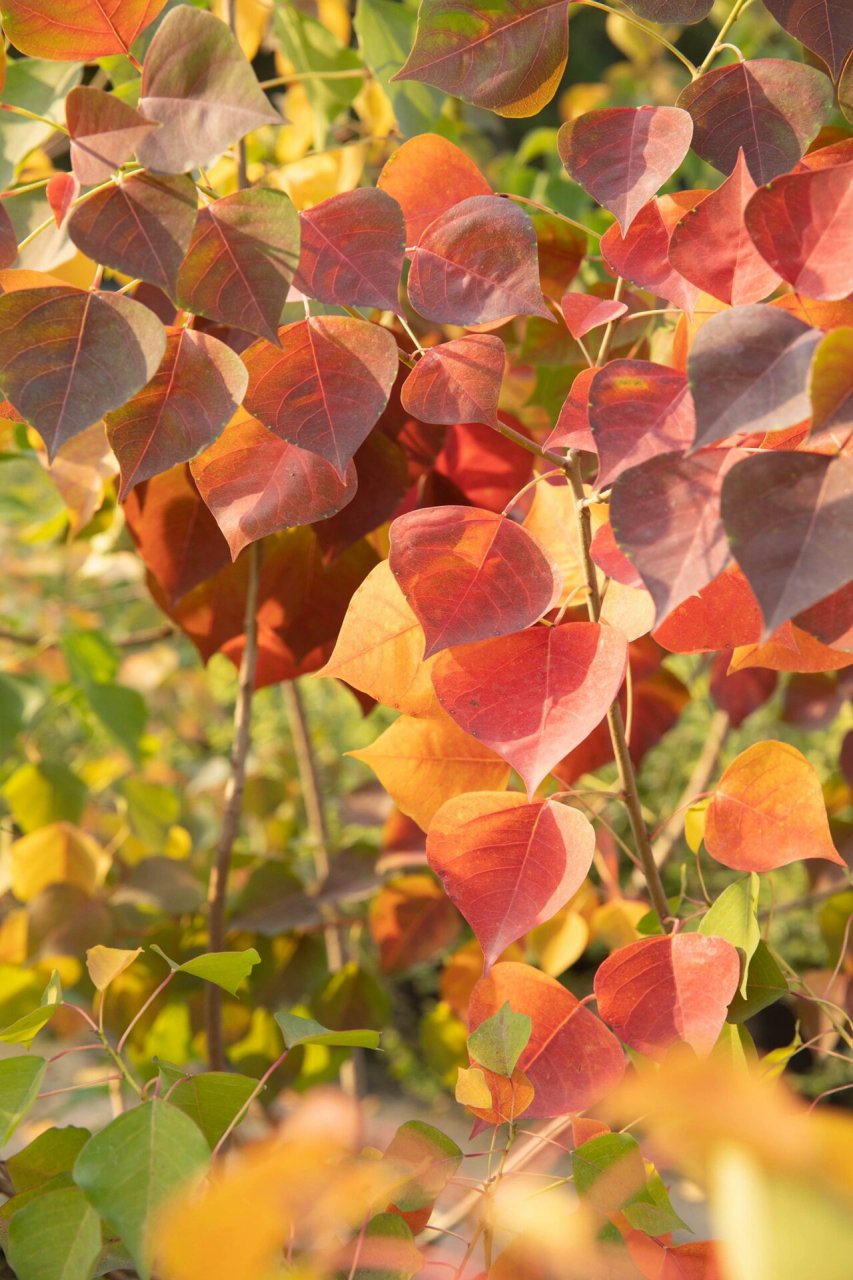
0,0,852,1279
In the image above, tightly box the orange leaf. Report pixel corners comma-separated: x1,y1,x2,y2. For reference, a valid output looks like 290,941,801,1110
369,873,462,974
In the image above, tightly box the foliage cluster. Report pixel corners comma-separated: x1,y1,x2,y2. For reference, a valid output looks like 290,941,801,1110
0,0,852,1278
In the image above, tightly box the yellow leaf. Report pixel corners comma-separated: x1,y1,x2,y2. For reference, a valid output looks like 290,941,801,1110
354,78,397,139
210,0,271,59
86,945,143,992
268,144,366,209
46,421,118,534
349,708,511,831
684,796,710,853
522,481,606,605
526,908,588,977
274,84,316,164
589,898,648,949
455,1065,492,1109
10,822,104,902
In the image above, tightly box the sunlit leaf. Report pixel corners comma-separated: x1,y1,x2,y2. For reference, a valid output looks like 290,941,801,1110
1,0,165,59
10,822,103,903
376,132,491,243
384,1120,462,1213
66,86,159,186
560,292,627,340
589,359,695,486
369,873,462,974
7,1184,101,1280
809,326,853,439
698,876,760,998
601,191,706,314
763,0,853,81
86,945,143,992
168,1073,258,1148
294,186,405,311
400,334,505,427
0,1056,46,1145
467,1001,531,1076
274,1009,381,1049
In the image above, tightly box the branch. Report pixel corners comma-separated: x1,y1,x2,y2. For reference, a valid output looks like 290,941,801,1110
205,540,262,1070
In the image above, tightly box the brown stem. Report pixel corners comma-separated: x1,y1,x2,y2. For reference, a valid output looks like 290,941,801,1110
205,540,262,1070
564,454,671,927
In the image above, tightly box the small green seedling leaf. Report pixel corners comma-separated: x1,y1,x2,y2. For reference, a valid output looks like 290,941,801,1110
274,1010,381,1050
7,1184,101,1280
0,1056,46,1145
466,1001,531,1076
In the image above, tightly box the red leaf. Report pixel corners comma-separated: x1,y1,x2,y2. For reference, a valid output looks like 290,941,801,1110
105,328,248,499
191,408,356,559
558,106,693,234
432,622,628,796
407,195,551,326
123,464,231,604
314,431,409,562
545,367,597,454
620,0,712,20
67,171,198,296
687,306,820,449
294,187,405,312
668,150,783,306
136,7,280,176
709,654,777,727
370,874,462,974
66,86,159,187
763,0,853,81
433,420,534,513
532,211,586,299
560,293,627,340
610,449,741,625
720,450,853,634
388,506,561,658
744,161,853,301
653,568,762,654
0,286,166,459
625,1231,723,1280
594,934,740,1058
175,188,300,344
676,58,833,184
392,0,570,118
601,192,706,314
45,172,78,228
588,360,695,487
243,317,399,477
469,962,626,1117
0,204,16,270
794,583,853,652
1,0,166,59
704,740,844,870
427,793,595,970
400,335,505,427
376,134,491,245
809,326,853,439
591,521,641,588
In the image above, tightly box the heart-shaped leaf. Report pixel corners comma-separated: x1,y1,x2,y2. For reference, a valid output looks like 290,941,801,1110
676,58,833,184
8,1185,101,1280
294,187,405,312
123,464,230,605
388,505,561,657
720,450,853,634
0,286,166,459
175,188,300,344
744,161,853,302
601,192,706,314
243,316,398,477
392,0,570,118
432,622,628,796
191,408,357,559
668,150,783,306
400,334,505,426
427,792,595,970
407,195,551,325
589,360,695,486
66,86,159,186
545,366,597,453
688,305,821,449
376,132,491,244
594,934,740,1059
560,293,627,340
1,0,165,59
136,7,280,175
558,106,693,234
704,740,844,871
106,328,248,498
469,961,625,1117
763,0,853,81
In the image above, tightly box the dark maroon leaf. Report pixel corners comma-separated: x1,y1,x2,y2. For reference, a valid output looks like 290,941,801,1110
610,449,743,623
688,305,821,449
400,335,505,427
622,0,713,22
601,192,706,313
66,86,159,186
676,58,833,184
243,316,399,477
0,202,17,268
763,0,853,81
407,195,551,326
558,106,693,234
106,328,248,498
709,655,777,727
68,171,198,296
721,451,853,634
191,408,357,559
136,6,280,175
589,360,695,486
0,286,166,459
294,187,405,312
314,431,409,562
175,188,300,344
794,584,853,653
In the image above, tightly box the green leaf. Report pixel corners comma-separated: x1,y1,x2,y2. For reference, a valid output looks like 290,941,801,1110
62,631,119,686
727,941,788,1024
0,60,83,188
274,1010,381,1050
572,1133,646,1214
623,1168,689,1236
167,1073,257,1148
385,1120,462,1213
0,673,26,754
84,683,148,760
0,1056,46,1145
466,1001,531,1077
699,874,760,997
72,1102,209,1280
7,1185,101,1280
0,1006,57,1048
272,1,363,147
7,1128,91,1194
346,1212,423,1280
120,779,180,848
2,761,87,834
176,949,260,996
355,0,445,138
